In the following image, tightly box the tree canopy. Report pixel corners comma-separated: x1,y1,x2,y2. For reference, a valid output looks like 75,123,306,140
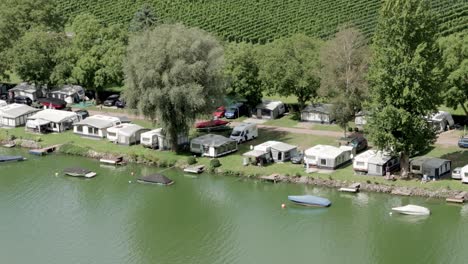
320,26,369,134
259,34,322,109
123,23,225,151
367,0,443,177
439,33,468,117
129,3,158,32
224,42,263,109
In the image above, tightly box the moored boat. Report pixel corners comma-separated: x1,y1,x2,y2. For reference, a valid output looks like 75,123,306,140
391,204,430,215
0,155,26,163
195,119,230,131
288,195,332,207
63,167,97,178
137,173,174,186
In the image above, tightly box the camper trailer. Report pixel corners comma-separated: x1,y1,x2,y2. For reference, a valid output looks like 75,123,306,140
190,134,238,157
410,157,451,179
255,100,285,119
107,123,148,145
304,145,353,170
353,150,399,176
140,128,188,150
427,111,454,132
461,165,468,183
230,123,258,143
301,103,335,124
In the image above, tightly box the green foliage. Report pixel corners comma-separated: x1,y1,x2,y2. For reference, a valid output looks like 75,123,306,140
52,14,127,98
55,0,466,44
225,42,263,109
59,143,88,156
438,33,468,116
0,0,64,78
259,34,322,109
129,3,158,32
367,0,443,176
187,156,197,165
210,158,221,168
123,23,225,151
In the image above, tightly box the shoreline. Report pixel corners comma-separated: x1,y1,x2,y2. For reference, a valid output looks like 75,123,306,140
2,138,465,201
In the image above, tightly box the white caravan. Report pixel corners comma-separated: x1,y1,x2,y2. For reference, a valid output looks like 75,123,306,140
230,123,258,143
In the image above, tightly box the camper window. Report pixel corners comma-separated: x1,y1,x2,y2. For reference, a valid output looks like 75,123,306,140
142,137,150,143
412,165,421,171
108,132,116,137
320,159,326,165
356,161,364,166
76,126,83,132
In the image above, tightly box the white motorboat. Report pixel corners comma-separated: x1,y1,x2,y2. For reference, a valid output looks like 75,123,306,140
391,204,430,216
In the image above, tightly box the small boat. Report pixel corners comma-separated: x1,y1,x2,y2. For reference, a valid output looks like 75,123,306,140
183,165,205,174
195,119,230,130
137,173,174,186
391,204,430,216
63,167,97,178
288,195,332,207
0,155,26,163
99,156,125,165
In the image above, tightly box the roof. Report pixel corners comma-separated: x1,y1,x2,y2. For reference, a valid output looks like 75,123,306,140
0,103,39,118
191,134,235,147
117,116,131,123
28,109,78,123
428,111,452,122
10,82,39,93
108,123,146,137
355,150,393,165
233,122,255,130
138,174,174,185
50,85,83,95
305,144,352,159
411,157,451,168
256,100,283,111
141,128,164,137
271,142,297,152
74,115,120,129
243,149,268,158
302,103,333,114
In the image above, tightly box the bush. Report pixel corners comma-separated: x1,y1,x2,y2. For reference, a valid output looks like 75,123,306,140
35,136,42,142
210,158,221,168
295,172,302,177
59,143,88,156
158,160,168,168
187,156,197,165
354,127,359,133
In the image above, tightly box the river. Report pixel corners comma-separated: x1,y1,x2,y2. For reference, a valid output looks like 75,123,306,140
1,148,468,264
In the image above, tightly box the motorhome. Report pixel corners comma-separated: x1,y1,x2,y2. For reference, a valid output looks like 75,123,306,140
230,123,258,143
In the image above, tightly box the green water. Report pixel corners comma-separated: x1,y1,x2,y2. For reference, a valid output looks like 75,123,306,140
1,148,468,264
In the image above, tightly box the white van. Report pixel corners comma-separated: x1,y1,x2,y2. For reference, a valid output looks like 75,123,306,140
230,123,258,143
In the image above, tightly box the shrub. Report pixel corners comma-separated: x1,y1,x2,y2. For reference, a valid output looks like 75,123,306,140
35,136,42,142
347,127,353,132
354,127,359,133
158,160,168,168
210,158,221,168
167,159,177,167
295,172,302,177
59,143,88,156
187,156,197,165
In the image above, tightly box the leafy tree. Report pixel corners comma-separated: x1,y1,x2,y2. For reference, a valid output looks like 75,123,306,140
367,0,443,177
224,42,263,110
259,34,322,110
9,29,66,87
320,27,369,135
52,14,127,101
129,3,158,32
0,0,64,78
439,33,468,117
123,24,225,151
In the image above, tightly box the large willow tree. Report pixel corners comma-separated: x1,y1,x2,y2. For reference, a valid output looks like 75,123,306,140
124,24,225,151
367,0,443,177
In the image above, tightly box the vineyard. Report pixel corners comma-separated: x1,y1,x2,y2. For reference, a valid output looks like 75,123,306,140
56,0,468,43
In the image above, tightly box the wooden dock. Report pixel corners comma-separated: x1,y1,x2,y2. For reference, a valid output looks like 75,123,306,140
339,182,361,193
183,165,205,174
260,173,280,183
2,143,16,148
29,145,60,156
446,192,467,204
100,156,125,165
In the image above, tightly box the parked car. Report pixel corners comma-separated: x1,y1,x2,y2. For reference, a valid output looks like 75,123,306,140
338,134,368,153
213,106,226,118
459,137,468,148
115,98,126,108
75,109,89,120
452,167,462,180
13,96,32,106
103,94,120,106
291,152,304,164
225,103,249,119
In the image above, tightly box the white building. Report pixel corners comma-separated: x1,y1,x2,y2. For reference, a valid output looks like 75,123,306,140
250,141,298,162
73,115,122,138
26,109,80,133
190,134,238,157
140,128,188,150
304,145,353,170
353,150,399,176
0,103,39,127
107,123,148,145
254,100,286,119
301,103,334,124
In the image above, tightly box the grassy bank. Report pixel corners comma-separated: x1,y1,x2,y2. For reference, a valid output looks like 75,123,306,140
1,124,468,193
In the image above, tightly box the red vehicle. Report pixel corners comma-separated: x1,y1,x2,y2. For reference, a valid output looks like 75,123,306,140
195,119,230,130
213,106,226,118
38,98,67,109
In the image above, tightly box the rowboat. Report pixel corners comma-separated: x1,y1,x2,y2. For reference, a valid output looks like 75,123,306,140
0,155,26,163
391,204,430,216
195,119,230,131
288,195,332,207
137,174,174,186
63,167,97,178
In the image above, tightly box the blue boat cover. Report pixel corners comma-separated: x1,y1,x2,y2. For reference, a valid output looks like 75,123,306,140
288,195,331,207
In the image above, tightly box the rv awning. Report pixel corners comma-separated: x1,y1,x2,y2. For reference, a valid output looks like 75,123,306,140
26,119,50,128
243,150,267,158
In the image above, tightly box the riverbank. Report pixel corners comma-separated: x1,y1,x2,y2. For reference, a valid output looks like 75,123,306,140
2,126,468,200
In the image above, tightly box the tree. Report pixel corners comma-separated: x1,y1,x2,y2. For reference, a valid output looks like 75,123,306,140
9,29,66,87
129,3,158,32
0,0,64,78
123,24,225,151
439,33,468,117
224,42,263,110
52,14,127,101
259,34,322,110
367,0,443,177
319,27,369,135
